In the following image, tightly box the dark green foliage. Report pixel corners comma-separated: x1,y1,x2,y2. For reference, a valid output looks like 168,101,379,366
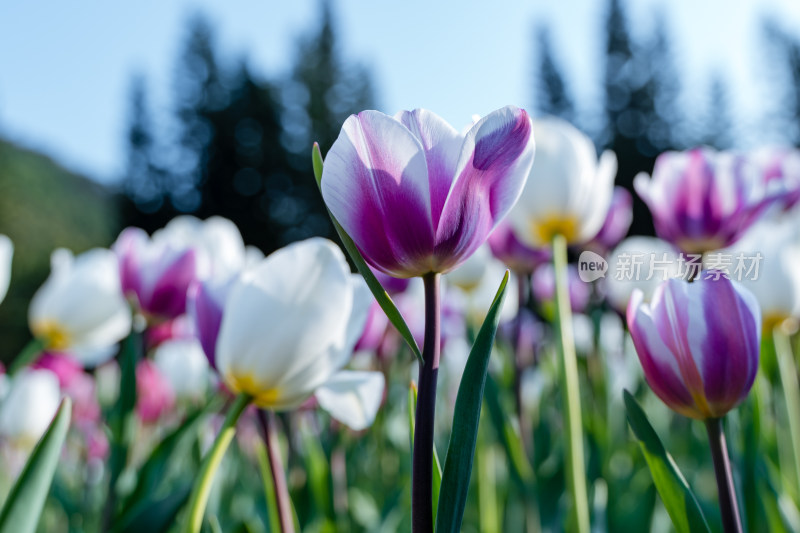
0,140,119,362
121,4,376,254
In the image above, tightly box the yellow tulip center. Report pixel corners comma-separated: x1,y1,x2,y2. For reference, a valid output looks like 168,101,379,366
32,321,71,351
529,215,580,245
226,372,283,409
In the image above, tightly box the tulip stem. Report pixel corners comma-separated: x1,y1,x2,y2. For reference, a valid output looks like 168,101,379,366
183,392,250,533
552,234,589,533
412,272,441,533
513,271,532,455
774,327,800,503
704,417,742,533
7,338,45,375
257,409,296,533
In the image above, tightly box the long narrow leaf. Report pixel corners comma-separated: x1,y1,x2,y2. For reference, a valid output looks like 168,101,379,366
312,142,423,364
0,397,72,533
436,271,509,533
623,391,711,533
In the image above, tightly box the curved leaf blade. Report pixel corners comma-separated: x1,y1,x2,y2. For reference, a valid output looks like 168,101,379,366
312,142,423,364
435,271,509,533
0,397,72,533
623,391,711,533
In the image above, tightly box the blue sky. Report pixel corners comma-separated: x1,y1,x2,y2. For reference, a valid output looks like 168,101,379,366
1,0,799,183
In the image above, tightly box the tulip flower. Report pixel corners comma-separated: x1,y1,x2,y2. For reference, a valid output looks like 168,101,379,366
183,237,371,533
723,213,800,330
751,146,800,211
320,106,534,278
627,273,758,532
0,369,61,450
135,359,175,424
216,237,370,409
0,234,12,306
604,236,680,314
153,338,211,401
634,148,778,255
28,249,132,364
487,221,550,274
627,274,760,420
507,117,617,248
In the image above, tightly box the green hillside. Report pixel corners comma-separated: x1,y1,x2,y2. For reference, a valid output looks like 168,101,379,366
0,139,120,361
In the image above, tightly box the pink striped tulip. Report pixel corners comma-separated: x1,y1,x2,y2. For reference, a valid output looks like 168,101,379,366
627,274,761,419
321,106,535,278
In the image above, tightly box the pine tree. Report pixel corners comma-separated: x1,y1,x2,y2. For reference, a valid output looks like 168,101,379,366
703,74,734,150
285,0,376,158
533,25,574,123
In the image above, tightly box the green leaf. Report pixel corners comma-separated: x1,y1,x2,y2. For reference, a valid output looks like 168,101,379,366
483,375,534,485
118,397,221,516
623,391,711,533
408,381,443,522
435,271,509,533
312,142,423,364
0,397,72,533
113,483,192,533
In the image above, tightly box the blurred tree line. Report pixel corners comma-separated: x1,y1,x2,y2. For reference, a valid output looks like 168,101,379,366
4,0,800,359
121,3,375,254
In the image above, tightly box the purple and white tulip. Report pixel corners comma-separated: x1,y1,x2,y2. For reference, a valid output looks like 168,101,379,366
487,221,550,274
114,227,202,321
321,106,535,278
750,146,800,211
626,274,761,419
634,148,779,254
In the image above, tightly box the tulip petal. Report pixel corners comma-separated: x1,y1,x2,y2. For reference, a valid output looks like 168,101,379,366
627,290,696,417
147,249,197,318
315,370,385,431
322,111,434,276
435,106,534,270
694,277,760,414
395,109,463,222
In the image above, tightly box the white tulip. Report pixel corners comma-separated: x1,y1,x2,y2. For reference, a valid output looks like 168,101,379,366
445,244,492,292
0,369,61,448
508,118,617,247
216,238,372,411
153,338,210,400
315,370,385,431
448,257,518,326
604,237,680,314
723,211,800,327
29,249,132,363
0,235,12,305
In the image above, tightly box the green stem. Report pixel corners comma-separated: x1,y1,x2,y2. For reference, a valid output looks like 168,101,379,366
552,234,589,533
7,338,45,375
704,418,742,533
775,326,800,504
182,393,250,533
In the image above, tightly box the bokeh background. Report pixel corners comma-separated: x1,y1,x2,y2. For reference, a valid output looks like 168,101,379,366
2,0,800,359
